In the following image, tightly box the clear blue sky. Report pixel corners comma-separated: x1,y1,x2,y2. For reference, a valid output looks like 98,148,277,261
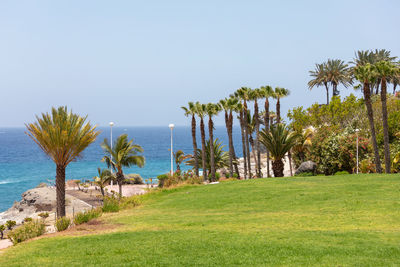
0,0,399,127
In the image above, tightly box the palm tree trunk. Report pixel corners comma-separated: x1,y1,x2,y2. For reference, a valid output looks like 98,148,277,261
264,98,271,178
288,151,293,176
225,111,234,177
56,165,66,218
249,135,258,175
254,101,261,177
325,83,329,105
393,83,397,95
229,111,240,177
100,187,105,197
276,98,281,124
243,102,252,178
200,117,208,181
240,110,247,179
363,82,382,173
208,116,215,182
272,159,284,177
375,79,381,95
191,115,199,176
380,78,391,173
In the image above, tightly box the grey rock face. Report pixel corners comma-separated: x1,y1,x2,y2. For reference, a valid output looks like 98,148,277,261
295,161,317,175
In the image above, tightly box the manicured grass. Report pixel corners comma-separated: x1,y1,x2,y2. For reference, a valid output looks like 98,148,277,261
1,174,400,266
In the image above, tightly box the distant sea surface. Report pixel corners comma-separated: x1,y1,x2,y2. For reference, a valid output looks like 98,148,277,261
0,126,242,212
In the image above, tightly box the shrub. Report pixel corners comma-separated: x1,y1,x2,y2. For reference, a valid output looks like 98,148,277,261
294,172,314,177
224,172,230,178
8,220,45,244
23,217,33,223
334,171,350,175
120,195,142,209
38,212,49,219
185,176,203,185
157,174,168,188
232,173,239,179
126,174,144,184
6,220,16,230
55,217,70,232
74,208,102,225
102,196,120,212
0,224,5,239
215,172,221,181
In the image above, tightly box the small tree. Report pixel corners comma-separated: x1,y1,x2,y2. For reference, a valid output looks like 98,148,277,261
0,225,5,239
94,168,114,197
6,220,16,230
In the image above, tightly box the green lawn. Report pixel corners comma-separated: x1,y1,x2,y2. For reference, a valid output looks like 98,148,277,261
1,174,400,266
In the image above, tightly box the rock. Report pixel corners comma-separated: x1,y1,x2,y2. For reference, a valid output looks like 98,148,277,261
295,161,317,175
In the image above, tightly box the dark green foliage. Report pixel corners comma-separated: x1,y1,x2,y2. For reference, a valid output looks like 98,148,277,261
102,196,120,212
38,212,49,219
6,220,16,230
73,208,102,225
294,172,314,177
334,171,350,175
55,217,70,232
157,174,168,188
0,225,5,239
7,220,46,245
23,217,33,223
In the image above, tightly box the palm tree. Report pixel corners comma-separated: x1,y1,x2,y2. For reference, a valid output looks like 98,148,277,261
186,139,230,173
94,168,114,197
236,87,252,178
195,102,208,181
353,63,382,173
291,127,315,162
101,134,145,197
206,103,221,181
273,87,290,124
325,59,352,97
174,150,187,171
259,124,300,177
235,102,248,179
246,111,259,175
308,63,330,104
260,85,274,177
181,102,199,176
374,60,398,173
249,88,263,177
219,97,240,177
25,106,100,217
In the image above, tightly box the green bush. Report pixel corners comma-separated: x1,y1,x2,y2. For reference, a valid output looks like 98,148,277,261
8,220,46,244
126,174,144,184
0,224,5,239
55,217,71,232
23,217,33,223
232,173,239,179
215,172,221,181
120,196,142,209
224,172,230,178
6,220,16,230
294,172,314,177
102,197,120,212
38,212,49,219
157,174,168,188
74,208,102,225
185,176,203,185
334,171,350,175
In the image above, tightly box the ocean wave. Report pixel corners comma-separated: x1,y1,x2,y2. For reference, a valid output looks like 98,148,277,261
0,180,14,185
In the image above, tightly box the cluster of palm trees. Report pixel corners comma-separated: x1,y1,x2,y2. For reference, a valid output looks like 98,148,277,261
309,49,400,174
182,86,291,181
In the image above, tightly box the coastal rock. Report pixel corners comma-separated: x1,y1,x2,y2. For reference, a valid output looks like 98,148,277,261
295,161,317,175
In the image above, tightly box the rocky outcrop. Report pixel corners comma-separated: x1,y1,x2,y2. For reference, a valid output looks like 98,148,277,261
295,161,317,175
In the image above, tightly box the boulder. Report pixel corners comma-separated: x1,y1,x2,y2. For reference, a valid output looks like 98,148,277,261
295,161,317,175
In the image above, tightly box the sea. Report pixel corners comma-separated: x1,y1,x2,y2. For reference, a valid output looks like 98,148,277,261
0,126,242,212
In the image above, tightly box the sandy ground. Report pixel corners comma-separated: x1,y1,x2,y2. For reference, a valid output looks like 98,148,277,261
104,184,150,197
0,239,12,250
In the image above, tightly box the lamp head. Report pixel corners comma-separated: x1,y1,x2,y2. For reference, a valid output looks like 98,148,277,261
109,122,114,127
169,123,175,129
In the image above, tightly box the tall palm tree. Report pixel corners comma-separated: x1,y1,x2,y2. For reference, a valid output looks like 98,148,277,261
353,63,382,173
94,168,114,197
246,111,258,175
391,70,400,94
101,134,145,197
235,102,248,179
273,87,290,124
325,59,352,97
260,85,274,177
195,102,208,181
236,87,252,178
181,102,199,176
259,124,300,177
249,88,262,177
308,63,330,104
219,97,240,177
25,106,100,217
374,60,398,173
206,103,221,182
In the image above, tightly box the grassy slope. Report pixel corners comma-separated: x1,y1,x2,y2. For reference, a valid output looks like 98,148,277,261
1,174,400,266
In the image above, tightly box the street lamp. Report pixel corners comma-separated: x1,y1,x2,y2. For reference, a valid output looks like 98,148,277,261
169,124,175,176
109,122,114,186
355,129,360,174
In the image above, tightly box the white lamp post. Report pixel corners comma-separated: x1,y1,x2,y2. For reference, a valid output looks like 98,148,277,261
355,129,360,174
169,124,175,176
109,122,115,186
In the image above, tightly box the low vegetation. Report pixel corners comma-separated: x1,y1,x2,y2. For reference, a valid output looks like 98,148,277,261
55,217,71,232
7,220,45,245
73,208,102,225
1,174,399,266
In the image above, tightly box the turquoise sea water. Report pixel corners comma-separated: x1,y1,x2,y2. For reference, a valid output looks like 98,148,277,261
0,126,242,212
